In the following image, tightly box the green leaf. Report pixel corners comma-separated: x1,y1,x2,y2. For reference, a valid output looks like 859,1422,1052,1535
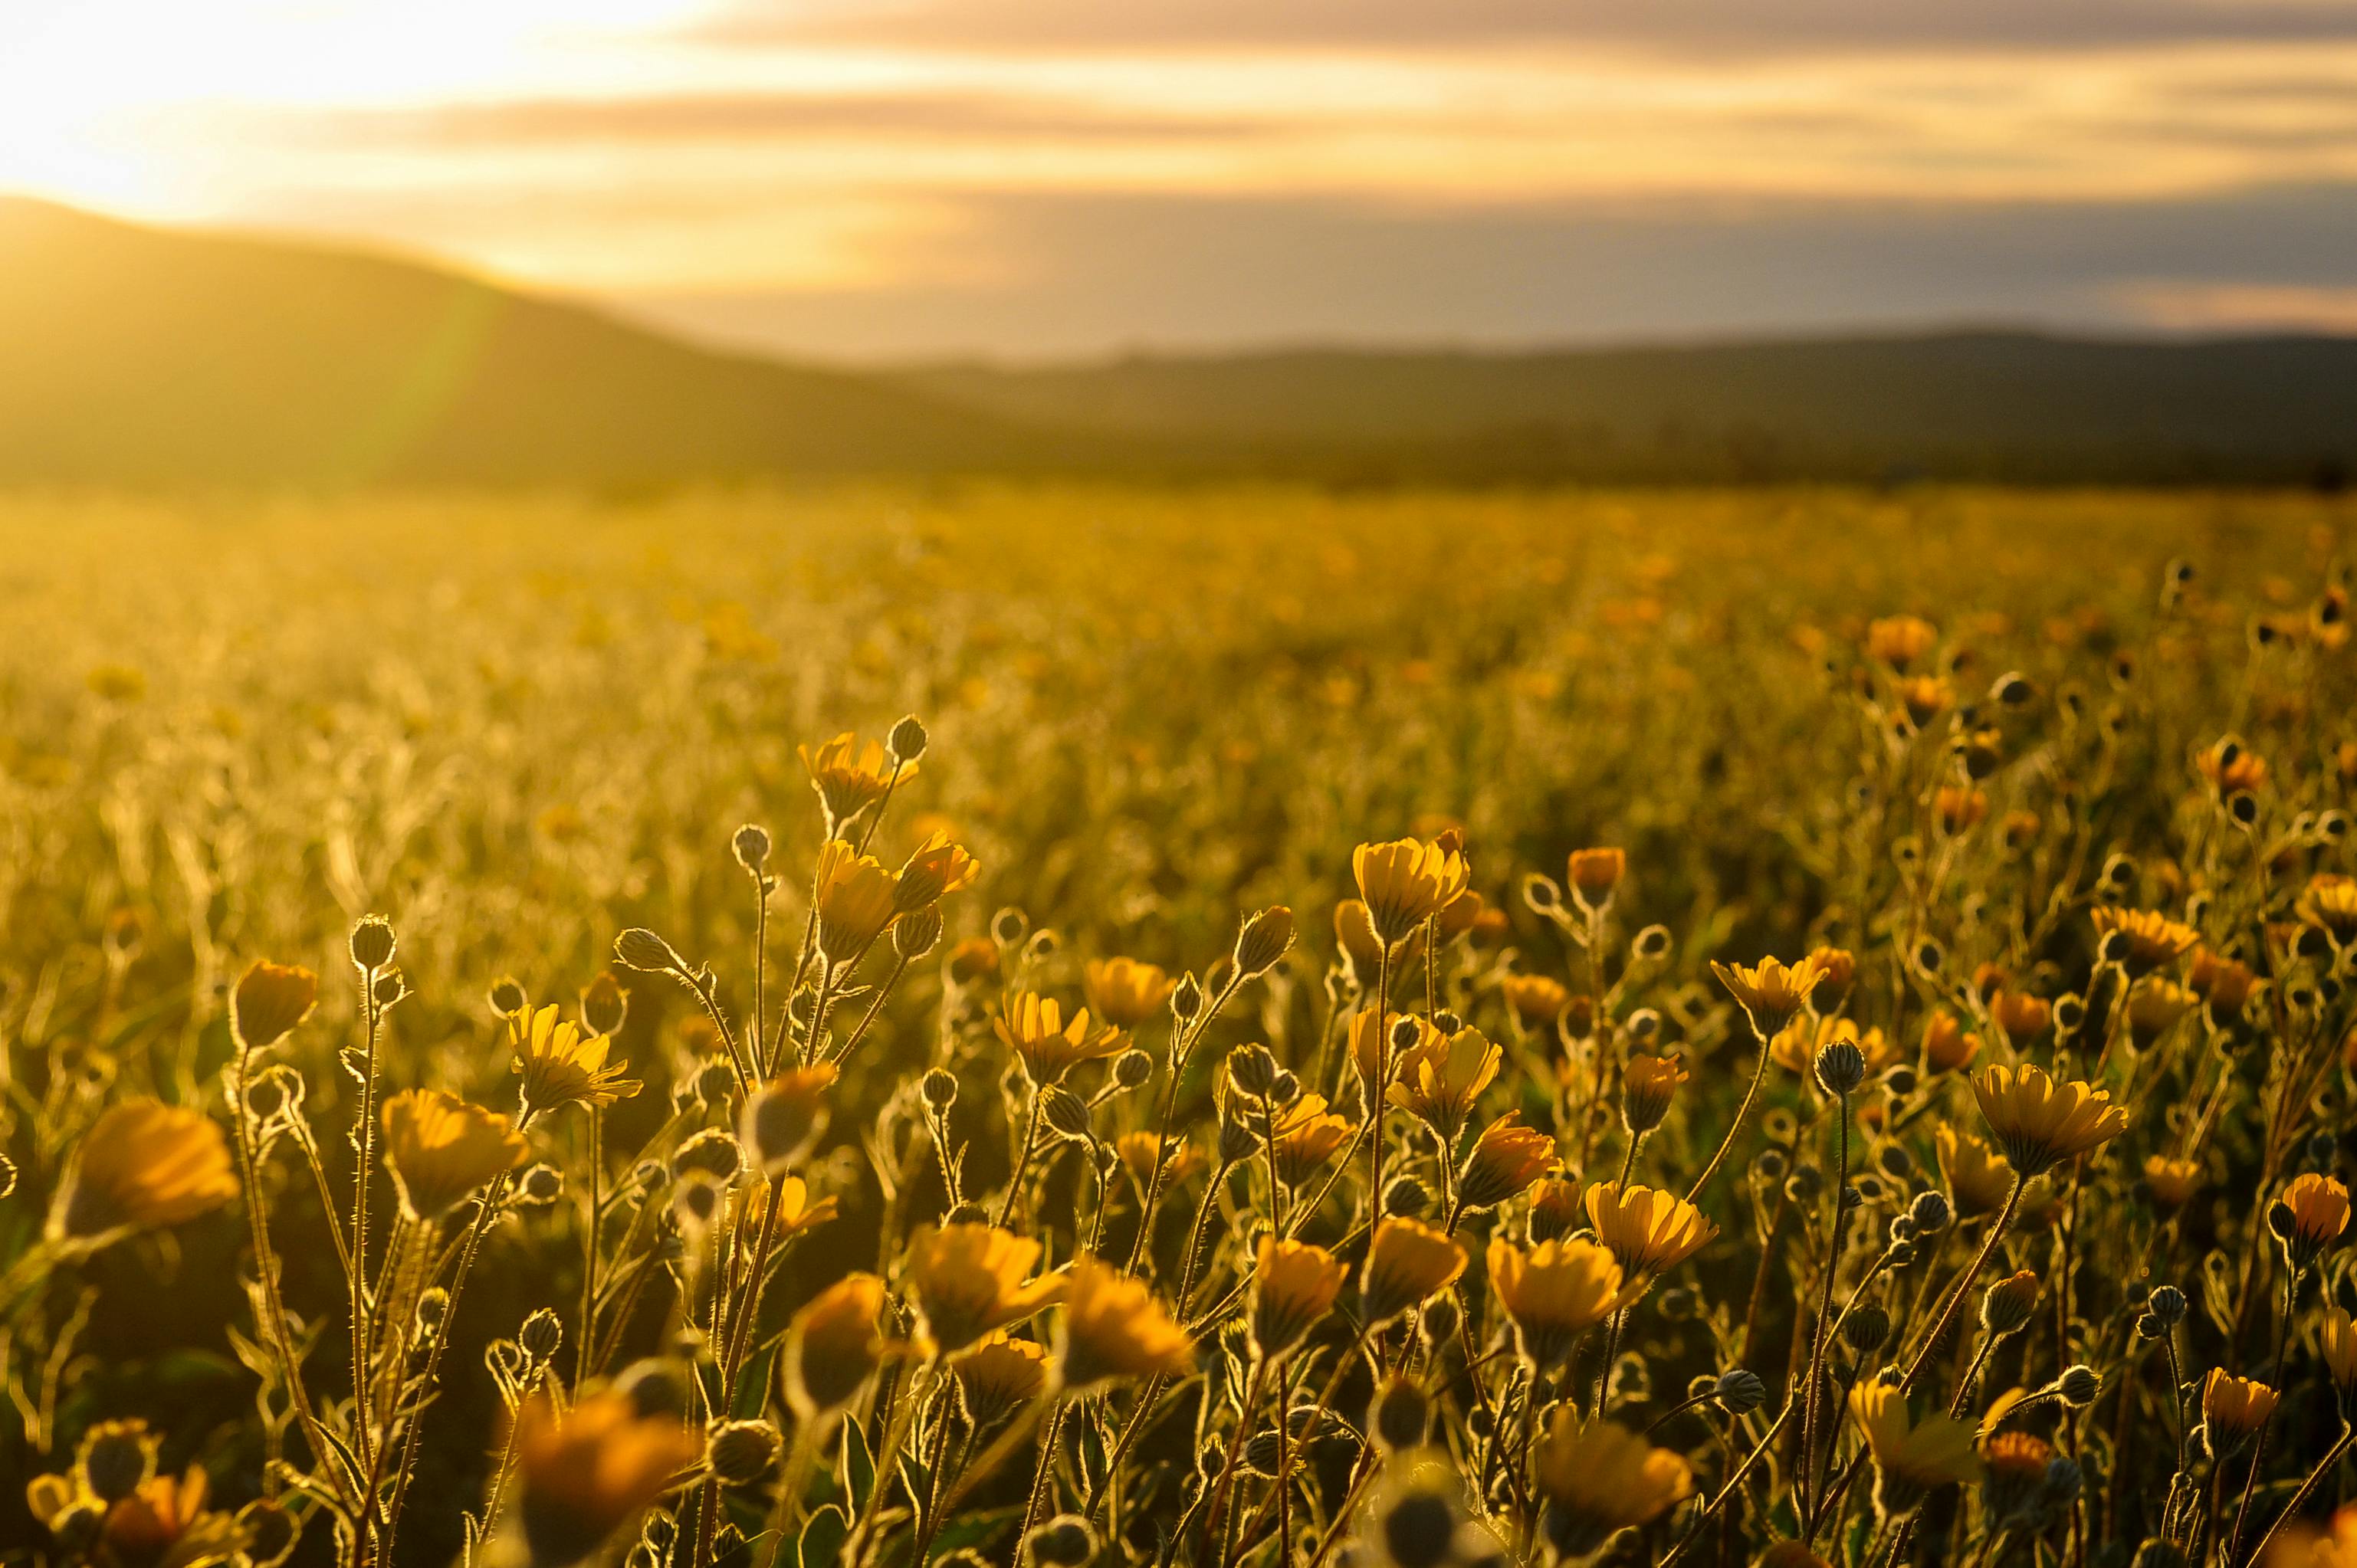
927,1504,1022,1560
839,1415,876,1513
799,1503,849,1568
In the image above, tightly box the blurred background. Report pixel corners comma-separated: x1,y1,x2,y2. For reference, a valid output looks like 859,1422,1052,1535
5,0,2356,487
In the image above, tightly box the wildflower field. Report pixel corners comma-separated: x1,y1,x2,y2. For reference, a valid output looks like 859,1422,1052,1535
5,484,2357,1568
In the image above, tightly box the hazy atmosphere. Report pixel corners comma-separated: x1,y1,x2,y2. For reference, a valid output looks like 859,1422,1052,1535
9,0,2357,358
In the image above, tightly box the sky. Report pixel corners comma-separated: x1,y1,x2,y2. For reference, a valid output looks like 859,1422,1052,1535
3,0,2355,362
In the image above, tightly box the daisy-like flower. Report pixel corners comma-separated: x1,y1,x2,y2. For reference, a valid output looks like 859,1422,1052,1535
731,1175,839,1242
2093,907,2201,975
1972,1063,2129,1179
902,1222,1066,1356
1772,1016,1898,1079
1850,1383,1984,1520
739,1064,837,1176
894,831,980,913
1082,957,1177,1030
2319,1309,2357,1402
1584,1183,1718,1277
1266,1094,1354,1188
1249,1236,1345,1358
1922,1012,1983,1075
2126,977,2198,1047
812,839,901,968
1352,837,1472,947
381,1089,527,1222
1528,1174,1584,1243
1938,1127,2017,1218
2278,1173,2352,1268
785,1273,905,1419
1387,1026,1501,1143
1988,992,2052,1049
1361,1217,1469,1326
2143,1155,2204,1209
995,992,1125,1085
2198,736,2270,796
97,1467,248,1568
1351,1011,1439,1102
2300,874,2357,946
951,1331,1050,1428
1712,953,1828,1037
799,731,908,830
1487,1236,1636,1370
1502,973,1571,1031
1332,900,1396,992
1054,1255,1193,1392
1456,1114,1556,1210
514,1386,701,1566
1566,847,1627,908
1866,614,1938,671
2188,948,2260,1026
2202,1369,2279,1451
1620,1053,1688,1133
231,960,318,1051
1116,1130,1204,1195
48,1100,239,1248
1531,1410,1694,1557
510,1002,639,1114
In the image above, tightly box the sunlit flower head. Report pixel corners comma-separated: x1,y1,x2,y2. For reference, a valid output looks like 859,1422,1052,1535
1457,1114,1556,1210
2279,1173,2351,1268
510,1002,639,1114
98,1467,247,1568
995,992,1124,1085
2202,1369,2279,1443
1502,973,1572,1032
1387,1026,1500,1142
1620,1052,1688,1133
2188,948,2260,1025
1566,847,1627,907
1266,1094,1354,1188
1116,1129,1204,1196
1531,1409,1693,1557
1361,1217,1469,1326
2093,907,2200,976
739,1064,837,1176
733,1174,839,1242
1712,953,1827,1037
1922,1012,1983,1075
951,1330,1050,1428
1352,837,1472,947
799,731,908,830
812,839,901,967
1972,1063,2128,1178
514,1386,701,1566
48,1100,239,1248
2126,977,2198,1047
1083,957,1177,1030
1866,615,1938,671
1054,1255,1193,1392
1988,991,2052,1049
231,960,317,1051
2320,1310,2357,1402
894,831,980,913
2300,874,2357,946
1936,1127,2017,1218
903,1223,1065,1356
1850,1383,1983,1520
382,1089,527,1222
2143,1155,2204,1209
785,1273,904,1419
1351,1010,1439,1102
1773,1015,1897,1080
1249,1237,1346,1358
1487,1235,1636,1369
1584,1182,1717,1277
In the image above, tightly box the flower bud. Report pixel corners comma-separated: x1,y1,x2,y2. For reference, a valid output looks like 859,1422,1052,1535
1909,1190,1952,1235
1234,907,1295,977
1114,1051,1153,1091
1026,1517,1095,1567
615,927,687,974
671,1128,742,1183
583,971,629,1038
520,1307,565,1361
1228,1043,1278,1097
1041,1086,1095,1144
707,1419,783,1485
732,824,771,874
1842,1304,1892,1355
922,1068,959,1110
2057,1364,2101,1407
895,906,944,960
1382,1176,1431,1218
888,714,929,763
1814,1039,1867,1096
350,915,397,972
1373,1378,1430,1449
2147,1285,2188,1327
1715,1369,1767,1415
1171,973,1204,1022
1982,1271,2041,1336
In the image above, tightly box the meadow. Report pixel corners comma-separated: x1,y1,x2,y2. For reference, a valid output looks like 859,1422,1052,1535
2,484,2354,1568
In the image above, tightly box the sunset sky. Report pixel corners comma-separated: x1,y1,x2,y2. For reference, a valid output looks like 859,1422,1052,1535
5,0,2355,360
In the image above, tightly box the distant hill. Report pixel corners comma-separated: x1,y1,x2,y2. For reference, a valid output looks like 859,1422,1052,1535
898,336,2357,486
5,198,2356,487
0,198,1053,487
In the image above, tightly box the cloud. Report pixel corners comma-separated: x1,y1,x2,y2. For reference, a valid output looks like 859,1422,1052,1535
606,182,2357,360
701,0,2357,57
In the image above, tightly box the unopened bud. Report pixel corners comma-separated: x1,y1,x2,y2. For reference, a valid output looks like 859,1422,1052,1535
1234,907,1295,977
888,714,928,763
614,928,686,974
520,1307,564,1361
922,1069,960,1109
350,915,397,972
1228,1043,1278,1096
732,824,771,874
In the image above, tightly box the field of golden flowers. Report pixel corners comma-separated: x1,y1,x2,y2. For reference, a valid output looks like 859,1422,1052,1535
3,484,2355,1568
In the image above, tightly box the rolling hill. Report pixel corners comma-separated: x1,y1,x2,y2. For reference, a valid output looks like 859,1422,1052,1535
5,196,2356,487
0,198,1053,487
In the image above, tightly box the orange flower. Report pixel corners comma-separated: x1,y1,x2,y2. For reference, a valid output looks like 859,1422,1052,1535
1055,1255,1193,1390
231,960,317,1051
903,1223,1066,1355
514,1386,701,1566
1361,1218,1468,1325
510,1001,639,1114
1352,837,1472,946
1972,1063,2129,1178
812,839,901,966
1488,1236,1635,1368
1922,1012,1982,1074
382,1089,527,1222
1502,973,1571,1031
1387,1026,1500,1141
995,992,1125,1084
1458,1114,1555,1209
1566,848,1627,907
1584,1182,1716,1276
1712,953,1828,1036
1083,957,1177,1030
799,731,908,829
48,1100,239,1248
